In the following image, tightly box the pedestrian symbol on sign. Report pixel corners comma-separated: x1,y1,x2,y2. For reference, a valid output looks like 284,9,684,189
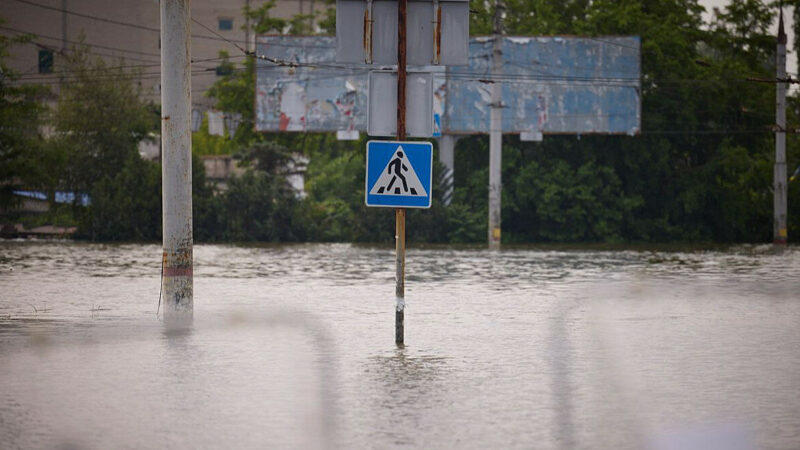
369,146,427,197
365,141,432,208
380,151,412,194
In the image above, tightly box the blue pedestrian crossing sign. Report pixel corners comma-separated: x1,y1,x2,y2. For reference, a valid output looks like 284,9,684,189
365,140,433,208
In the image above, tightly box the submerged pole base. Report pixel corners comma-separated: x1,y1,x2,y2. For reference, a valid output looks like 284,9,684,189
395,309,404,346
162,248,193,328
162,275,193,329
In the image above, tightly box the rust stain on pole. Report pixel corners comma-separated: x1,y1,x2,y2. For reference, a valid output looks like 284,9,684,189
397,0,407,140
163,248,193,277
364,0,373,64
161,0,193,325
395,208,405,345
434,4,442,64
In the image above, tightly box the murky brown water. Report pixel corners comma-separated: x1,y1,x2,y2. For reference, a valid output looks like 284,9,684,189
1,241,799,449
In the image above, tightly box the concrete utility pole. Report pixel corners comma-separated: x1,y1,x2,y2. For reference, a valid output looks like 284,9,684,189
160,0,193,323
61,0,67,53
775,7,788,244
488,0,504,249
395,0,408,346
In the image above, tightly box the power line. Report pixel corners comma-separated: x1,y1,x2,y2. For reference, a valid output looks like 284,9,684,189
251,52,782,88
585,37,640,50
10,0,162,33
11,53,247,80
9,0,254,45
8,36,162,65
3,31,248,79
191,18,247,54
11,67,232,85
0,25,161,58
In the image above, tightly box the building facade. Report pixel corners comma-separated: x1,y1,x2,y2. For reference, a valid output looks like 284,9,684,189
2,0,324,108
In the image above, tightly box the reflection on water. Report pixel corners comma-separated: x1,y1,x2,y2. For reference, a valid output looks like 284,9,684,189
362,349,448,447
0,241,799,449
548,304,576,450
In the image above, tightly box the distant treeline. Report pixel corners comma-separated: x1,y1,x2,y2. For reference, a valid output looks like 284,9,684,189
2,1,800,243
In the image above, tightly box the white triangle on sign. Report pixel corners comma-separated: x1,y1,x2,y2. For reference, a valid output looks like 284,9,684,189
369,146,428,197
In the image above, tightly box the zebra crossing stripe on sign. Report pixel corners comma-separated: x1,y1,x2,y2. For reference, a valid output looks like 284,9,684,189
368,146,428,197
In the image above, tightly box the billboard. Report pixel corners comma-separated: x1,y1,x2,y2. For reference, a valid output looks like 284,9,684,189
255,35,640,135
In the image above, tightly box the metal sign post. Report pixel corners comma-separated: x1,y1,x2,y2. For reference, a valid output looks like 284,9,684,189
364,139,434,346
395,0,408,346
337,0,469,345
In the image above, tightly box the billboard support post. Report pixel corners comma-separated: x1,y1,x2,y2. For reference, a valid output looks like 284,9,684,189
488,0,504,249
775,8,788,245
438,135,459,205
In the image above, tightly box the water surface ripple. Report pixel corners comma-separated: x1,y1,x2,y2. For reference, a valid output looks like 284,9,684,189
0,241,798,449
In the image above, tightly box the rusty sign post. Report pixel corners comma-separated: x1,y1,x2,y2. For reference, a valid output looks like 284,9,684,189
338,0,467,346
160,0,193,325
395,0,408,346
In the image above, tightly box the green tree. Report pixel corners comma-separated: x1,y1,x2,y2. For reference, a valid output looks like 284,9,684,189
217,169,298,241
193,0,797,244
451,0,790,243
44,42,161,238
86,154,161,241
0,21,48,212
244,0,287,34
53,43,157,196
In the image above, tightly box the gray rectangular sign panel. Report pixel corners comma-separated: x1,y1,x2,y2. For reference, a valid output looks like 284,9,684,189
367,71,397,135
442,36,641,134
335,0,468,65
439,2,469,65
407,1,434,65
256,36,369,132
372,0,398,65
336,0,366,63
368,71,433,137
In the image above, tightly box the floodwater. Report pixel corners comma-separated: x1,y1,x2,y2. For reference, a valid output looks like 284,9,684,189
0,241,798,449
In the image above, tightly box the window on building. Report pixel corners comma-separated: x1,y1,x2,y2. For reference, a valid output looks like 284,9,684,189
218,18,233,31
38,50,53,74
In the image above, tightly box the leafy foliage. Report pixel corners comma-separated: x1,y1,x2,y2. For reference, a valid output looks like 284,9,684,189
52,43,157,195
4,2,800,244
0,22,48,211
186,0,799,244
86,154,161,241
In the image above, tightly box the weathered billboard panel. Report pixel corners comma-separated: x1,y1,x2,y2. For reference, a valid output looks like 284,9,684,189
255,35,640,135
444,36,640,134
255,36,369,132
